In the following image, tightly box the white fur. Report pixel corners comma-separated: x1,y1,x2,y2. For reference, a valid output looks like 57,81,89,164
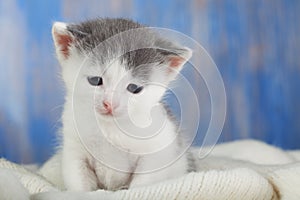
52,22,192,191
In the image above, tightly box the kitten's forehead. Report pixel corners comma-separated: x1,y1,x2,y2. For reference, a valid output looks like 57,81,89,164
68,18,186,81
85,58,142,87
103,59,129,88
84,54,154,83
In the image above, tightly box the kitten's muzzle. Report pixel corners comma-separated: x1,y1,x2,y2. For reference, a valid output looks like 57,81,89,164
103,100,113,114
97,100,120,116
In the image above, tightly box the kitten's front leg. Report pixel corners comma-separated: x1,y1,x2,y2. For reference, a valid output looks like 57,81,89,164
62,152,98,191
130,155,188,188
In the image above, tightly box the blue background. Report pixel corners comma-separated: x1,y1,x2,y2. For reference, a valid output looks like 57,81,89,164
0,0,299,164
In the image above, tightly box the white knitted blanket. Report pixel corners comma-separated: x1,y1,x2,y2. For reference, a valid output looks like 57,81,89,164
1,140,300,200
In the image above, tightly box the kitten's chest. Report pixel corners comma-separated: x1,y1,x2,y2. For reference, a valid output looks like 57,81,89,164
95,164,131,190
88,153,137,190
87,120,177,159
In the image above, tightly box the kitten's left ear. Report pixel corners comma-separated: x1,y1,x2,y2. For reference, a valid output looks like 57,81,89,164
167,47,192,70
162,47,192,78
52,22,74,60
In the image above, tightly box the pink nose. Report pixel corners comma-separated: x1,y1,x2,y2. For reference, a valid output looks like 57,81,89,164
103,100,113,113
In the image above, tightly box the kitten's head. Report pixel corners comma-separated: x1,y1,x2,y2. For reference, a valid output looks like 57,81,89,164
52,18,192,121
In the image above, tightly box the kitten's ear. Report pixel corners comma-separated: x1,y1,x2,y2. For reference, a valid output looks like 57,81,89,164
166,47,192,70
52,22,74,60
162,47,192,78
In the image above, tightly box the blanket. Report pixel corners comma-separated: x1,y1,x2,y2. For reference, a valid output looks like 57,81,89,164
1,139,300,200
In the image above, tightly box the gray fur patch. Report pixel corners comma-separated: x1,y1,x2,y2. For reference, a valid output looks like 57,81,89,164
67,18,186,81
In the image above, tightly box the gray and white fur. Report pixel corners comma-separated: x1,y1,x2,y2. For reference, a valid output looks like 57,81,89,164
52,18,193,191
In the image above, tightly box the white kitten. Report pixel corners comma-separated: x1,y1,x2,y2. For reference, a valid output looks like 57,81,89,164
52,18,193,191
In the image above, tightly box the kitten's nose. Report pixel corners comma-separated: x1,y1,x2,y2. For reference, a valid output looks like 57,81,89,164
103,100,113,113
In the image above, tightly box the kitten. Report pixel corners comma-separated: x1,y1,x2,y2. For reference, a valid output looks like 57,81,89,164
52,18,193,191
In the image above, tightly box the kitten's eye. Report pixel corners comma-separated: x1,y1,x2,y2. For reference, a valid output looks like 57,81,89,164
127,83,143,94
87,76,103,86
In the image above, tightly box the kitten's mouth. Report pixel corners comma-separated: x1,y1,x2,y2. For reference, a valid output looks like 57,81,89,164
102,111,113,116
95,107,116,118
97,109,113,116
95,106,126,120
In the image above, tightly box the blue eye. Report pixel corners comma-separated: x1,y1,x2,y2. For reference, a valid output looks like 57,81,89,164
87,76,103,86
127,83,143,94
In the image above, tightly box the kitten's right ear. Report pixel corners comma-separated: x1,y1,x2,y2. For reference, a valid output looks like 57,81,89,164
52,22,74,60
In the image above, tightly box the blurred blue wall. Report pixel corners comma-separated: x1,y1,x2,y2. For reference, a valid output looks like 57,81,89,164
0,0,299,163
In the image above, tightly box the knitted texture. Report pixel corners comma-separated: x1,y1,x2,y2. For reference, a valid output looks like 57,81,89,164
1,140,300,200
0,158,57,194
31,168,275,200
